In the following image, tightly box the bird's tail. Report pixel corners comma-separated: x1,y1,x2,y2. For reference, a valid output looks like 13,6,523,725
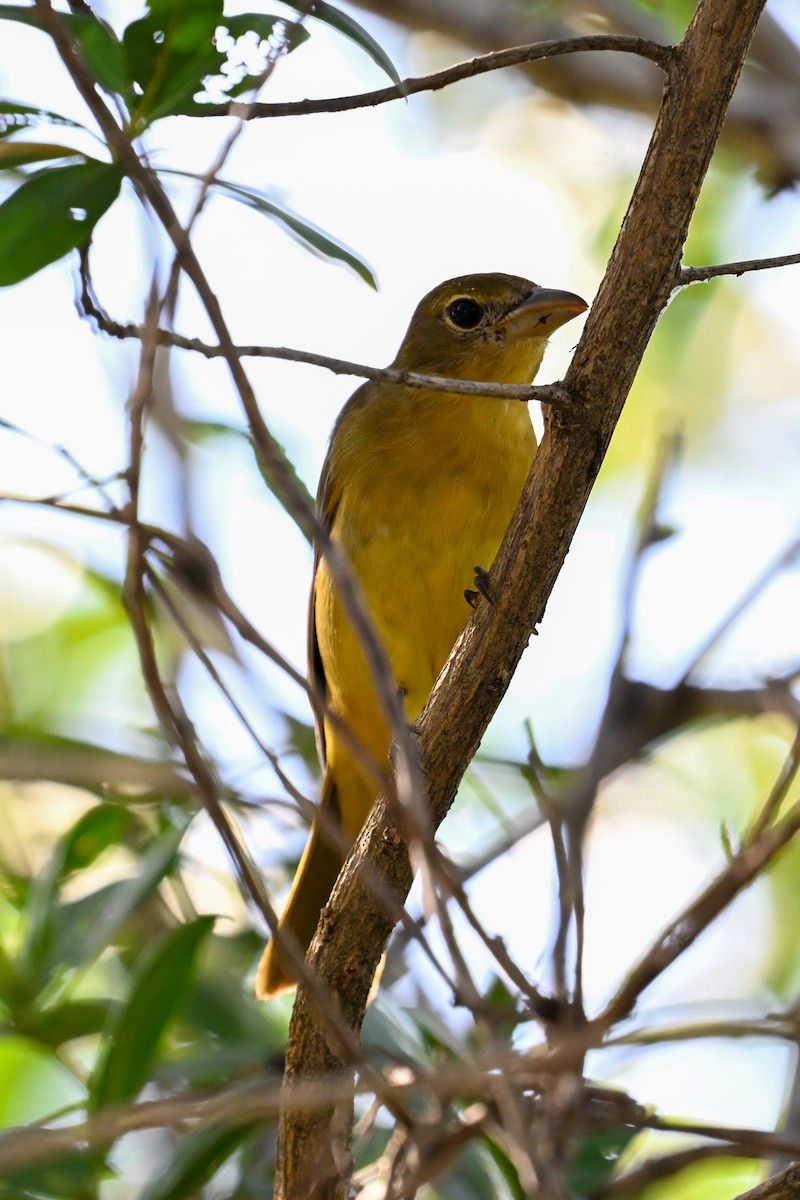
255,771,344,1000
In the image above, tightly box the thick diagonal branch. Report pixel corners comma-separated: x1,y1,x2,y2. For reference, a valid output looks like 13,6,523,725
277,1,768,1197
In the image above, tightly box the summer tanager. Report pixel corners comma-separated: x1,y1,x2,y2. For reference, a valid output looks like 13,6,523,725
256,272,587,998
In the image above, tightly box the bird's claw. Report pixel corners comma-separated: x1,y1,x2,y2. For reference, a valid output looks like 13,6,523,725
473,565,492,603
465,567,492,609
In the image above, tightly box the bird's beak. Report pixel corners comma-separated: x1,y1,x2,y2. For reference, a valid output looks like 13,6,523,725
501,286,588,340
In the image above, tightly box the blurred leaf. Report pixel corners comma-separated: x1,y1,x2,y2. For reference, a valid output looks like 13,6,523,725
566,1126,638,1198
282,713,319,773
71,820,188,964
482,1134,526,1200
362,992,433,1066
0,140,83,169
90,915,215,1109
0,1036,84,1127
61,804,133,876
123,0,223,124
634,1154,763,1200
139,1119,257,1200
0,6,128,97
182,937,278,1050
0,159,123,286
25,998,111,1046
0,1149,105,1200
470,975,521,1047
436,1138,513,1200
0,731,191,797
626,0,696,38
292,0,403,90
20,819,186,985
171,417,316,544
0,1150,104,1200
139,13,309,117
182,417,247,443
160,168,378,287
208,13,309,105
0,940,20,1006
0,101,87,139
250,432,316,535
65,8,130,97
222,12,294,42
222,11,309,64
22,803,134,977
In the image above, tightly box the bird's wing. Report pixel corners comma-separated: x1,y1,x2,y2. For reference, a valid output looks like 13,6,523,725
308,383,372,772
307,436,343,773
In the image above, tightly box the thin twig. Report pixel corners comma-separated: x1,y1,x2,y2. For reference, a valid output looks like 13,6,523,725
114,283,414,1127
596,750,800,1032
641,1113,800,1159
35,0,423,889
79,299,577,403
677,252,800,285
593,1144,768,1199
679,535,800,685
207,35,671,119
748,723,800,839
120,291,285,957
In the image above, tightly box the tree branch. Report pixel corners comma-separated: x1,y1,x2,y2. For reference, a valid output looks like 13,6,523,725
205,35,669,119
595,727,800,1033
678,251,800,285
78,284,576,403
733,1164,800,1200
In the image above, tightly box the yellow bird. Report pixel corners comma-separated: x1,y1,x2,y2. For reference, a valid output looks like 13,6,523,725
256,272,587,998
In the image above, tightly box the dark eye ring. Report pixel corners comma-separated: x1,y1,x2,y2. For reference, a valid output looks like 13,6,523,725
445,297,484,329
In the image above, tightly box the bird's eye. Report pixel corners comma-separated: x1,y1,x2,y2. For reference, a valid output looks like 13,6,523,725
445,297,484,329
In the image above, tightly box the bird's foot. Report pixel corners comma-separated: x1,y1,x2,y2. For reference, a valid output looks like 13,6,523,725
473,565,492,603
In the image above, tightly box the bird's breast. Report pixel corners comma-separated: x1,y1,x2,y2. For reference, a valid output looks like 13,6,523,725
324,393,536,715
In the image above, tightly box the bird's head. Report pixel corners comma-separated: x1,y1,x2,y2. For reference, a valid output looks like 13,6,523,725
391,272,588,385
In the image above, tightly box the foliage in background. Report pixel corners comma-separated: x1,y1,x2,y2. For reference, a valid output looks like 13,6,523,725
0,0,799,1197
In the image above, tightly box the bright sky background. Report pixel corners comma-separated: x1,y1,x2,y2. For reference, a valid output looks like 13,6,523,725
2,0,800,1150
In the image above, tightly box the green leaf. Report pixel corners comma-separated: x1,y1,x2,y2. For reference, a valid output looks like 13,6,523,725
0,7,128,98
0,731,191,799
160,168,377,287
0,1149,105,1200
482,1134,527,1200
123,0,224,124
223,11,308,53
178,416,316,527
0,101,87,140
72,821,188,964
219,13,309,97
251,434,316,539
291,0,403,90
138,1120,257,1200
26,999,111,1046
66,9,130,97
0,160,123,286
182,417,247,443
21,820,186,986
566,1126,638,1198
0,141,83,170
0,1036,85,1127
136,13,310,117
63,804,133,876
22,803,134,976
90,915,215,1109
